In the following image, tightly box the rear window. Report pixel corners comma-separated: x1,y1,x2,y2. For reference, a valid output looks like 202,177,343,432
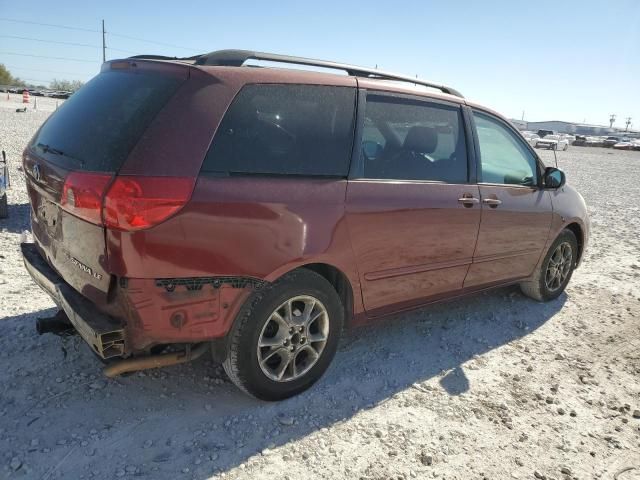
201,84,356,177
31,70,183,172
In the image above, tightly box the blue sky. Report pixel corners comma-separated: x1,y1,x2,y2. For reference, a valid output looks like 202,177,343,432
1,0,638,126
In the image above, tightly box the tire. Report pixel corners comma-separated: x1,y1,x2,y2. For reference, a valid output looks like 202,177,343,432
0,193,7,219
223,269,344,401
520,229,578,302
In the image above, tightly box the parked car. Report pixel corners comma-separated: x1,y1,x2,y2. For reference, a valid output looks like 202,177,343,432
612,139,637,150
537,129,554,138
535,134,569,150
522,132,540,147
572,135,587,146
21,50,590,400
603,136,620,147
585,136,604,147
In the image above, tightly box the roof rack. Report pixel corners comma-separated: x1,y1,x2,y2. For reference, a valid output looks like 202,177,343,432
198,50,463,98
129,49,462,98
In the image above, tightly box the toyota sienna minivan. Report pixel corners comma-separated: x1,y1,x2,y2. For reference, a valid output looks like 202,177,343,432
21,50,589,400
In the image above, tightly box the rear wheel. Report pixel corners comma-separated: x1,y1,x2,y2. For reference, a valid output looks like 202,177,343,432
520,229,578,301
223,269,343,400
0,193,7,219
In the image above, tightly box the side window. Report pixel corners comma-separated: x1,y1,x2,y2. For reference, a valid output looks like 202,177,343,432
473,112,538,186
360,95,468,182
202,85,356,176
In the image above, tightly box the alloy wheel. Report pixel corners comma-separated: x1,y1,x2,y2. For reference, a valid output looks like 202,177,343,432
545,242,573,292
256,295,329,382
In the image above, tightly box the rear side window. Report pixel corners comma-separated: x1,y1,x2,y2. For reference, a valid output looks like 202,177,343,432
31,70,183,172
360,95,468,182
202,85,356,177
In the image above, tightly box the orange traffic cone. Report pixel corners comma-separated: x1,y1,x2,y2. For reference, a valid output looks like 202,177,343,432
23,89,30,103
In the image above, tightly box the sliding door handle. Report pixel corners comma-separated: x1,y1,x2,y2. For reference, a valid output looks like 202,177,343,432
458,195,479,207
482,198,502,207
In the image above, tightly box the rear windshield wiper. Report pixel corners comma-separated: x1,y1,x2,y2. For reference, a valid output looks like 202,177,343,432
35,143,85,167
36,143,64,155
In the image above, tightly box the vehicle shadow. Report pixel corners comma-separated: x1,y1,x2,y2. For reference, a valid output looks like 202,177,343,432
0,202,30,234
1,286,565,479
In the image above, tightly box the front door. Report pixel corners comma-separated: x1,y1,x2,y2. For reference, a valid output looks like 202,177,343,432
346,93,481,315
464,111,552,287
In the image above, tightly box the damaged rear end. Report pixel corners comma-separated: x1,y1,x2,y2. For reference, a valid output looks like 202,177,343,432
21,59,254,364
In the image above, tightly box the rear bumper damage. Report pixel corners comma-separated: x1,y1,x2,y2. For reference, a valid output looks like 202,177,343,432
21,242,265,359
21,242,125,359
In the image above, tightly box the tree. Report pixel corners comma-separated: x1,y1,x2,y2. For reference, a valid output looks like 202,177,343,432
0,64,25,86
50,79,84,92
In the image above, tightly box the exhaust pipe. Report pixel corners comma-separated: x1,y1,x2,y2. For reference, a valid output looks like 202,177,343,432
36,310,75,336
103,343,209,378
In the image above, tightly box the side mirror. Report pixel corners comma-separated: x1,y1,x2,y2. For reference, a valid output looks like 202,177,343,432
543,167,566,189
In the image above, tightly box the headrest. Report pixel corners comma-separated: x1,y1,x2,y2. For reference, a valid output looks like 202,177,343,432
402,126,438,154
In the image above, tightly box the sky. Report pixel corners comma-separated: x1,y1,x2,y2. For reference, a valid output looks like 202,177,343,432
0,0,638,126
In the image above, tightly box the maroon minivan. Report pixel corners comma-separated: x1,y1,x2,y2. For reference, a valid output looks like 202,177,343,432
21,50,589,400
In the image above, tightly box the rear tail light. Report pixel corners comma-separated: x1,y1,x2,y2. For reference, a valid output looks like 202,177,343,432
60,172,113,225
103,176,195,231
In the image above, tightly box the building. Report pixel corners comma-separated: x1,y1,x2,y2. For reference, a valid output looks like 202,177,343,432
509,119,630,136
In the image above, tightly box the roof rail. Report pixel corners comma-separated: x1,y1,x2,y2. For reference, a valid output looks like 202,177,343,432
191,49,464,98
127,54,199,62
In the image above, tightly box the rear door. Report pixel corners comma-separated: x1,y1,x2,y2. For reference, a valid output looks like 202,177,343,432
464,110,552,287
24,65,186,302
346,92,480,315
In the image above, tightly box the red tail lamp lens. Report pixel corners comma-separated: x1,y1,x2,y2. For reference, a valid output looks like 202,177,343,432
103,176,195,231
60,172,113,225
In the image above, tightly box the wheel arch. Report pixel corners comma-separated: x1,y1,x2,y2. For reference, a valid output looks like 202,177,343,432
564,222,584,264
271,262,355,329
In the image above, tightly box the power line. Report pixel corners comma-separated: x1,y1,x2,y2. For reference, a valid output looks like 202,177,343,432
0,34,100,49
0,34,140,56
107,31,199,52
4,65,93,76
0,17,200,54
0,52,97,63
0,17,98,33
106,47,139,55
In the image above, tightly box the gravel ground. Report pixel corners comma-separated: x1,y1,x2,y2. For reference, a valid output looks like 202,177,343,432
0,107,639,480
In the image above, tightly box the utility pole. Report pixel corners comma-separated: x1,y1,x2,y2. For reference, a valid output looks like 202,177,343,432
625,117,632,132
521,110,525,121
609,114,616,129
102,20,106,63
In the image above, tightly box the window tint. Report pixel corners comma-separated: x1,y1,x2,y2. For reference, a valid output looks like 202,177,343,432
360,95,468,182
474,112,538,186
202,85,356,177
32,70,184,172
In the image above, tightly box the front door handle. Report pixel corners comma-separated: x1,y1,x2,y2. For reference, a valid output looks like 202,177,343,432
482,198,502,207
458,194,480,207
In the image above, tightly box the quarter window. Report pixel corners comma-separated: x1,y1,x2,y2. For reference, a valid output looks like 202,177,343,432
360,95,468,183
202,84,356,177
473,112,538,186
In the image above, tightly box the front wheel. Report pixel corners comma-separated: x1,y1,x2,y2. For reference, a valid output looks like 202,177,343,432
223,269,344,400
520,229,578,302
